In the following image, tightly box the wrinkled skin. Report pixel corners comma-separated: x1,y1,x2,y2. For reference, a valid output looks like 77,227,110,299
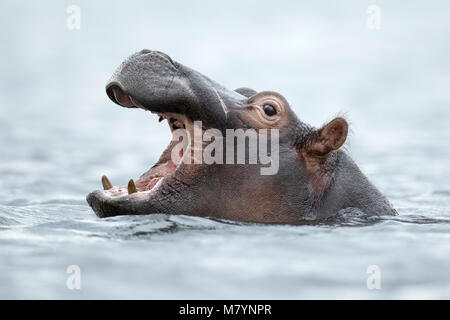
86,50,397,223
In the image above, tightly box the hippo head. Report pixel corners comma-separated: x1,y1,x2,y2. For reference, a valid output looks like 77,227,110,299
86,50,396,223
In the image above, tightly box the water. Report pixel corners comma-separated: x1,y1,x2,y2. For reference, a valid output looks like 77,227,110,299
1,0,450,299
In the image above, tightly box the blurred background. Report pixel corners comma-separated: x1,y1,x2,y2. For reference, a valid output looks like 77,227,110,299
0,0,449,299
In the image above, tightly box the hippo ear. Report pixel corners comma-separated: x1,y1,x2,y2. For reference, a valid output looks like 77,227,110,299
234,87,258,98
306,117,348,156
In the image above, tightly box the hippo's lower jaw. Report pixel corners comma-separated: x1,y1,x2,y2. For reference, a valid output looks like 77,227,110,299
87,109,197,218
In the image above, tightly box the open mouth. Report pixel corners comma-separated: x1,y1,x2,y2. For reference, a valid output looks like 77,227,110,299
100,97,192,199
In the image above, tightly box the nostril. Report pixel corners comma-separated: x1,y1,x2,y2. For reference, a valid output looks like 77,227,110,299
154,51,176,67
138,49,177,67
106,83,135,108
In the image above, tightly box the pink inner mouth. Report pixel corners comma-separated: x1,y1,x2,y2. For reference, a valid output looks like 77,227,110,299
102,112,187,197
135,160,177,191
135,112,185,191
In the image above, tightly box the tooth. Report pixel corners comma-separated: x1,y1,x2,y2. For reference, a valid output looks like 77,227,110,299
128,179,137,194
101,175,113,190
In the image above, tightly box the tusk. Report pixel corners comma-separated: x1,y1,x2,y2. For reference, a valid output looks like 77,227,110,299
128,179,137,194
101,175,113,190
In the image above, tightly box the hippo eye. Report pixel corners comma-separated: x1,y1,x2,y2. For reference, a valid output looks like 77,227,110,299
263,104,277,116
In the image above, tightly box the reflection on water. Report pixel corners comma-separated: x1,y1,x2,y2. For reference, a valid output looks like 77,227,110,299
1,0,450,299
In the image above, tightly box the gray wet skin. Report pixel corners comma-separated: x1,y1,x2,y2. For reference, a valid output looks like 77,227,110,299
86,50,397,223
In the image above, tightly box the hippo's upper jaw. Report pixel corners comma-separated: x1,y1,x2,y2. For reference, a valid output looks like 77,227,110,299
87,50,397,222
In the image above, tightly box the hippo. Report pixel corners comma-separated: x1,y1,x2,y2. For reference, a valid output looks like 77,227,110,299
86,50,397,223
